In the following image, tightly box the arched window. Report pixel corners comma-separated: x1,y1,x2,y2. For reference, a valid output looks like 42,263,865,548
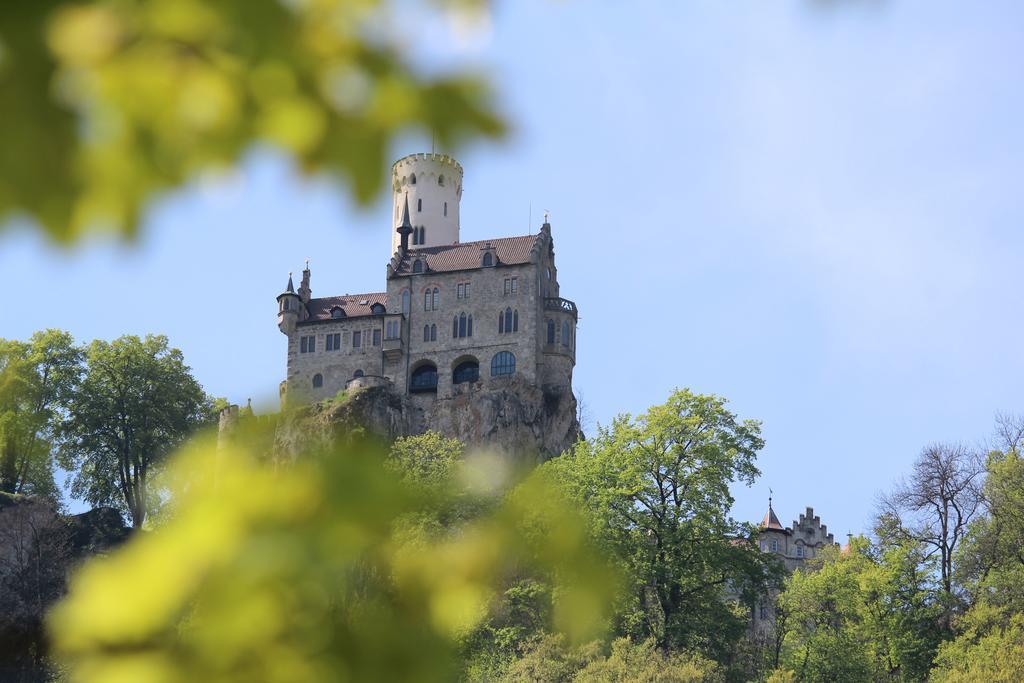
417,198,422,212
412,227,418,245
432,287,439,310
410,363,437,393
453,317,458,338
444,202,448,217
353,369,364,378
547,319,555,344
401,290,410,314
513,310,519,332
412,259,423,274
482,252,493,267
504,307,513,333
423,324,431,342
438,174,445,186
410,173,416,185
424,289,431,311
458,313,467,338
491,351,515,377
430,324,437,341
467,314,473,337
312,373,323,388
498,310,504,334
331,307,344,319
370,303,385,315
453,359,479,384
562,320,571,347
421,226,427,243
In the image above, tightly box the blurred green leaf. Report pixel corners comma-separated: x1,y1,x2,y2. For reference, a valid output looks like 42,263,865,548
48,428,614,682
0,0,505,242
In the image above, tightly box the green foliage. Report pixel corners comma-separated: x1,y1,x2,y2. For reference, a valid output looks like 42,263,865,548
542,388,773,657
389,431,464,487
932,607,1024,682
502,635,722,683
776,537,944,682
932,435,1024,682
57,334,210,528
48,429,615,683
0,0,504,242
0,329,81,502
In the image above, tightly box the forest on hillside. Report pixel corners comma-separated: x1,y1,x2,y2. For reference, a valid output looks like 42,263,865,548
2,329,1023,681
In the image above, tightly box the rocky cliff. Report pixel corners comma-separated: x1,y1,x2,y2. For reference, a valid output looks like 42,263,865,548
272,377,581,463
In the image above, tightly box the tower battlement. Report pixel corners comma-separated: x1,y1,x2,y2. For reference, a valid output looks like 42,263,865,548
390,153,464,253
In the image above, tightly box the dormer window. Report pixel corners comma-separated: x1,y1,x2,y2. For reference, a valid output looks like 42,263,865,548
331,307,345,319
482,252,494,267
413,259,424,274
370,303,386,315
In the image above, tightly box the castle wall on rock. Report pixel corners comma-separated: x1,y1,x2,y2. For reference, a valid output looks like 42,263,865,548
265,153,580,458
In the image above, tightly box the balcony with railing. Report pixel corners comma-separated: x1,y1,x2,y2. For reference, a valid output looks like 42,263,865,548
543,297,578,319
382,313,406,361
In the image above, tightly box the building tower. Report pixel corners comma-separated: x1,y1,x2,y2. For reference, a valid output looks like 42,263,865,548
390,153,463,253
276,273,301,334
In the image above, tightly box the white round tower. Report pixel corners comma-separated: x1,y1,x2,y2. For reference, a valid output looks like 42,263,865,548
391,153,463,253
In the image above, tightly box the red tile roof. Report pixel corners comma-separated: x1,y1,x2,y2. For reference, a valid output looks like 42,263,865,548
761,506,786,531
394,234,540,275
303,292,388,322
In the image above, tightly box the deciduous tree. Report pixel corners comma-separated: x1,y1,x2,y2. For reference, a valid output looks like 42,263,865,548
0,330,81,501
543,388,775,657
58,334,209,527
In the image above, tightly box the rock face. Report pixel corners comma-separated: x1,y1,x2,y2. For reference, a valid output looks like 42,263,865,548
273,377,581,463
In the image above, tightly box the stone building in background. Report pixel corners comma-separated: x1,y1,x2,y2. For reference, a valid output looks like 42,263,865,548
752,500,838,632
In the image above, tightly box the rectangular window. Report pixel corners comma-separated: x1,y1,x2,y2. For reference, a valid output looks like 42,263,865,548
332,333,341,350
300,336,307,353
386,320,399,340
511,277,518,294
457,283,464,299
326,334,333,351
353,331,361,348
504,278,510,295
372,329,381,346
464,282,470,298
300,335,316,353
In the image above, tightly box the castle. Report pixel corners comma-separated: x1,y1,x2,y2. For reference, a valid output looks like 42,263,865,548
275,153,578,412
752,500,838,630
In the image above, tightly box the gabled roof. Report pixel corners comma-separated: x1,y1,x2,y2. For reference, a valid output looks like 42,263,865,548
302,292,388,323
761,505,786,532
393,234,540,276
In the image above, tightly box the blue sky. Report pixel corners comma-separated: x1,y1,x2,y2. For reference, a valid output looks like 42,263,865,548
2,1,1023,536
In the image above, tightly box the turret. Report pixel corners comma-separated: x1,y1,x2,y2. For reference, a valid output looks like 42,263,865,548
277,272,301,335
391,153,463,253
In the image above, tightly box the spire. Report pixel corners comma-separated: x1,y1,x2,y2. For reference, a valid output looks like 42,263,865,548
397,193,413,253
761,492,784,531
285,272,295,294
